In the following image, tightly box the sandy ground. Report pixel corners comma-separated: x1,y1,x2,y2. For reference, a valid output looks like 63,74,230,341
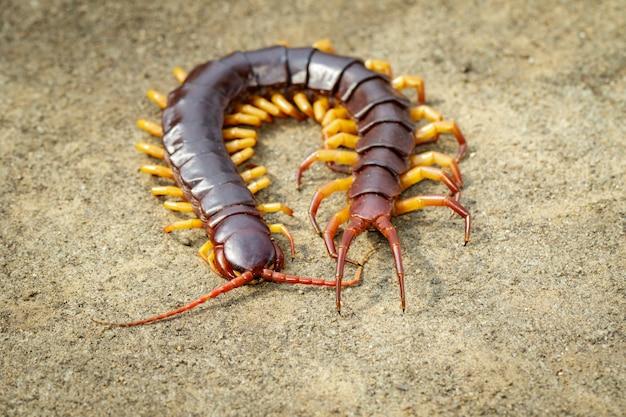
1,1,624,416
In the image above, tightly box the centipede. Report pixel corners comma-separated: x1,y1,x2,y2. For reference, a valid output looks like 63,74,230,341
95,39,470,327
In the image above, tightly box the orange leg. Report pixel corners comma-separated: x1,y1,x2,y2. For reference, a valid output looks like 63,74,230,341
249,96,282,117
410,151,463,187
309,177,354,234
135,142,165,159
293,92,314,118
172,67,187,83
312,39,335,53
271,93,304,120
224,113,262,127
163,201,193,212
392,75,426,104
365,59,393,77
234,104,272,123
230,148,255,165
410,105,443,123
321,106,349,127
151,186,183,198
164,219,203,233
137,119,163,137
222,127,257,140
313,96,329,123
269,223,296,258
322,119,357,137
247,176,271,194
225,138,256,154
146,89,167,109
257,203,293,216
297,150,358,188
394,195,471,244
324,132,360,150
240,166,267,182
322,206,362,268
399,166,459,199
415,120,468,162
139,165,173,179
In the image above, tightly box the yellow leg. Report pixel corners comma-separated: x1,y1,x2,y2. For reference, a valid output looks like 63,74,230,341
322,119,358,137
415,120,467,161
230,148,254,165
271,93,303,119
247,176,271,194
365,59,393,77
234,104,272,122
163,201,193,212
136,119,163,137
393,195,470,243
146,89,167,109
308,176,355,234
325,132,360,149
250,96,282,117
164,219,203,233
257,203,294,216
409,105,443,123
198,240,220,275
198,240,212,259
313,96,329,123
269,223,296,257
139,165,173,179
399,166,459,195
275,39,289,47
313,39,335,53
240,166,267,182
172,67,187,83
135,142,165,159
151,186,184,198
297,150,358,188
321,106,349,127
322,205,354,260
293,92,314,117
224,113,262,127
222,127,257,140
392,75,426,104
225,138,256,154
410,151,462,187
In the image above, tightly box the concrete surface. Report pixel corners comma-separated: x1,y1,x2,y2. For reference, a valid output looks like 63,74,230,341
1,1,624,416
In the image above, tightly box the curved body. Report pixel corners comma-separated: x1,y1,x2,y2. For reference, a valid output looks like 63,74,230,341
99,42,471,327
164,46,414,276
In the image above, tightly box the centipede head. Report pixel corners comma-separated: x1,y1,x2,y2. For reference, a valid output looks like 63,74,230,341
217,230,284,279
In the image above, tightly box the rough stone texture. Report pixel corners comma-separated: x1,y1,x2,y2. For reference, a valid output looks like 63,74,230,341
1,1,624,416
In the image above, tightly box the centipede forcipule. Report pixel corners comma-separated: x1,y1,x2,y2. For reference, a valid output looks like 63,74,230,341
96,39,470,327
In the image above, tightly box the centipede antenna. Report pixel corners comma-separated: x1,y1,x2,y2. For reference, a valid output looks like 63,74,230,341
93,272,254,328
261,267,362,288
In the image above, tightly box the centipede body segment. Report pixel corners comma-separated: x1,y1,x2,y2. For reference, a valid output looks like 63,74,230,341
98,39,471,327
